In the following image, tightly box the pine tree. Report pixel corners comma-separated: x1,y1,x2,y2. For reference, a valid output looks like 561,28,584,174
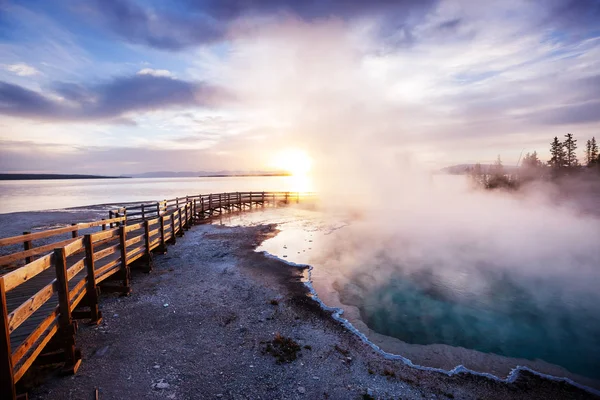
522,151,542,168
591,137,599,165
586,140,592,166
564,133,578,167
548,136,566,169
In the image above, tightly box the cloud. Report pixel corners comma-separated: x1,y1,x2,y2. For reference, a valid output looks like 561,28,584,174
81,0,439,50
2,63,40,76
137,68,173,77
0,74,227,122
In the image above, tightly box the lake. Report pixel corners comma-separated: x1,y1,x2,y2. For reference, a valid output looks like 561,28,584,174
0,176,313,214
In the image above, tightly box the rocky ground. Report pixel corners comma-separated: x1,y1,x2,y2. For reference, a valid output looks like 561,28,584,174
19,222,599,400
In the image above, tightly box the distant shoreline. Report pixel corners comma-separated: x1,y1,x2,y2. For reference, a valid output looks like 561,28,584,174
200,173,291,178
0,174,130,181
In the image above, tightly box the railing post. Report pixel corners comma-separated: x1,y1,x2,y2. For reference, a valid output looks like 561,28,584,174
262,192,265,207
209,194,213,216
178,210,183,236
109,211,113,228
23,231,33,264
249,191,253,209
285,192,289,204
141,204,145,220
71,223,79,239
84,235,102,324
176,197,179,209
54,247,82,375
169,213,177,244
200,196,205,220
272,193,275,207
0,279,16,400
115,212,121,227
297,192,300,204
159,216,167,252
144,220,151,259
101,219,106,231
118,226,131,293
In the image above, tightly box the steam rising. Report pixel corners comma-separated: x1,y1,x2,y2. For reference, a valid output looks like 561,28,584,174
210,14,600,381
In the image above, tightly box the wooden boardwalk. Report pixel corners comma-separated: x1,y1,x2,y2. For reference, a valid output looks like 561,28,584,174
0,191,305,399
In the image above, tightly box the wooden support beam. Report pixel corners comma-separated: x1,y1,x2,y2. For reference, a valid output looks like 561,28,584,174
23,232,33,264
119,226,131,293
141,204,145,220
159,216,167,253
101,219,106,231
0,279,16,400
84,235,102,325
143,221,152,272
71,224,78,239
168,214,176,244
53,247,82,376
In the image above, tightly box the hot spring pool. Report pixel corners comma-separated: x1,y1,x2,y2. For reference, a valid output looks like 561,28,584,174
217,206,600,389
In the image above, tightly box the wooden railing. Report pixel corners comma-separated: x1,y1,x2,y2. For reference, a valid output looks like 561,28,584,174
0,191,310,399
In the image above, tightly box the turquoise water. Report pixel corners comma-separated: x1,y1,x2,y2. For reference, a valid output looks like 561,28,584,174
342,265,600,379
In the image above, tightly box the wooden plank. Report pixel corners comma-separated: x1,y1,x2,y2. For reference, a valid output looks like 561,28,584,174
68,278,87,304
0,278,16,399
11,307,59,366
118,225,130,290
3,253,54,292
66,258,86,281
94,259,121,280
93,243,120,262
0,217,125,247
53,247,80,374
95,265,121,284
124,222,144,232
0,237,72,267
13,324,58,382
69,284,87,312
63,237,85,257
84,234,101,323
7,281,57,333
90,228,119,243
124,234,144,248
126,248,144,264
149,238,161,251
148,228,159,237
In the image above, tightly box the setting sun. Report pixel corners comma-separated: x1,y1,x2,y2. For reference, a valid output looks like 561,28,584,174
271,149,313,176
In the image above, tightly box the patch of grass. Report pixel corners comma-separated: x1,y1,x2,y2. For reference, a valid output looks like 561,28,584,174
263,333,301,363
367,369,374,375
269,299,279,306
303,345,312,350
362,394,375,400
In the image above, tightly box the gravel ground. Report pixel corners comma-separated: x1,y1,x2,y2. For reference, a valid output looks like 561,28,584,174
20,222,598,400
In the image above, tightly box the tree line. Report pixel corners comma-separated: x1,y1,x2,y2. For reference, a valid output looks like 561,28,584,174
469,133,599,189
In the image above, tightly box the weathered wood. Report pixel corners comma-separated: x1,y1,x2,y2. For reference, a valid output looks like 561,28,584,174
118,226,130,292
0,216,126,247
3,253,54,292
0,278,16,400
93,243,120,262
23,232,33,264
8,281,56,333
124,234,144,248
168,214,176,244
0,237,74,267
11,306,59,366
13,324,59,383
66,258,86,281
53,247,81,375
90,228,119,243
63,237,85,257
84,235,101,324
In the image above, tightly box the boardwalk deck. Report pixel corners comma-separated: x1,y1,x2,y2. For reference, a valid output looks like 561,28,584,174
0,191,308,399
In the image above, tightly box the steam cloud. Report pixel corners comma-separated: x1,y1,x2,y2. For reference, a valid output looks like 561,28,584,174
209,8,600,381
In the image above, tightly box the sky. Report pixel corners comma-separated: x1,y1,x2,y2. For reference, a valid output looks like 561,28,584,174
0,0,599,175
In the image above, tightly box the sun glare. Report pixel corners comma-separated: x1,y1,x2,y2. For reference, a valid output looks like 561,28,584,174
272,149,313,176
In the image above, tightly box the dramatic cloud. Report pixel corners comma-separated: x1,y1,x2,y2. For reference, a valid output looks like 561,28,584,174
0,74,226,122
